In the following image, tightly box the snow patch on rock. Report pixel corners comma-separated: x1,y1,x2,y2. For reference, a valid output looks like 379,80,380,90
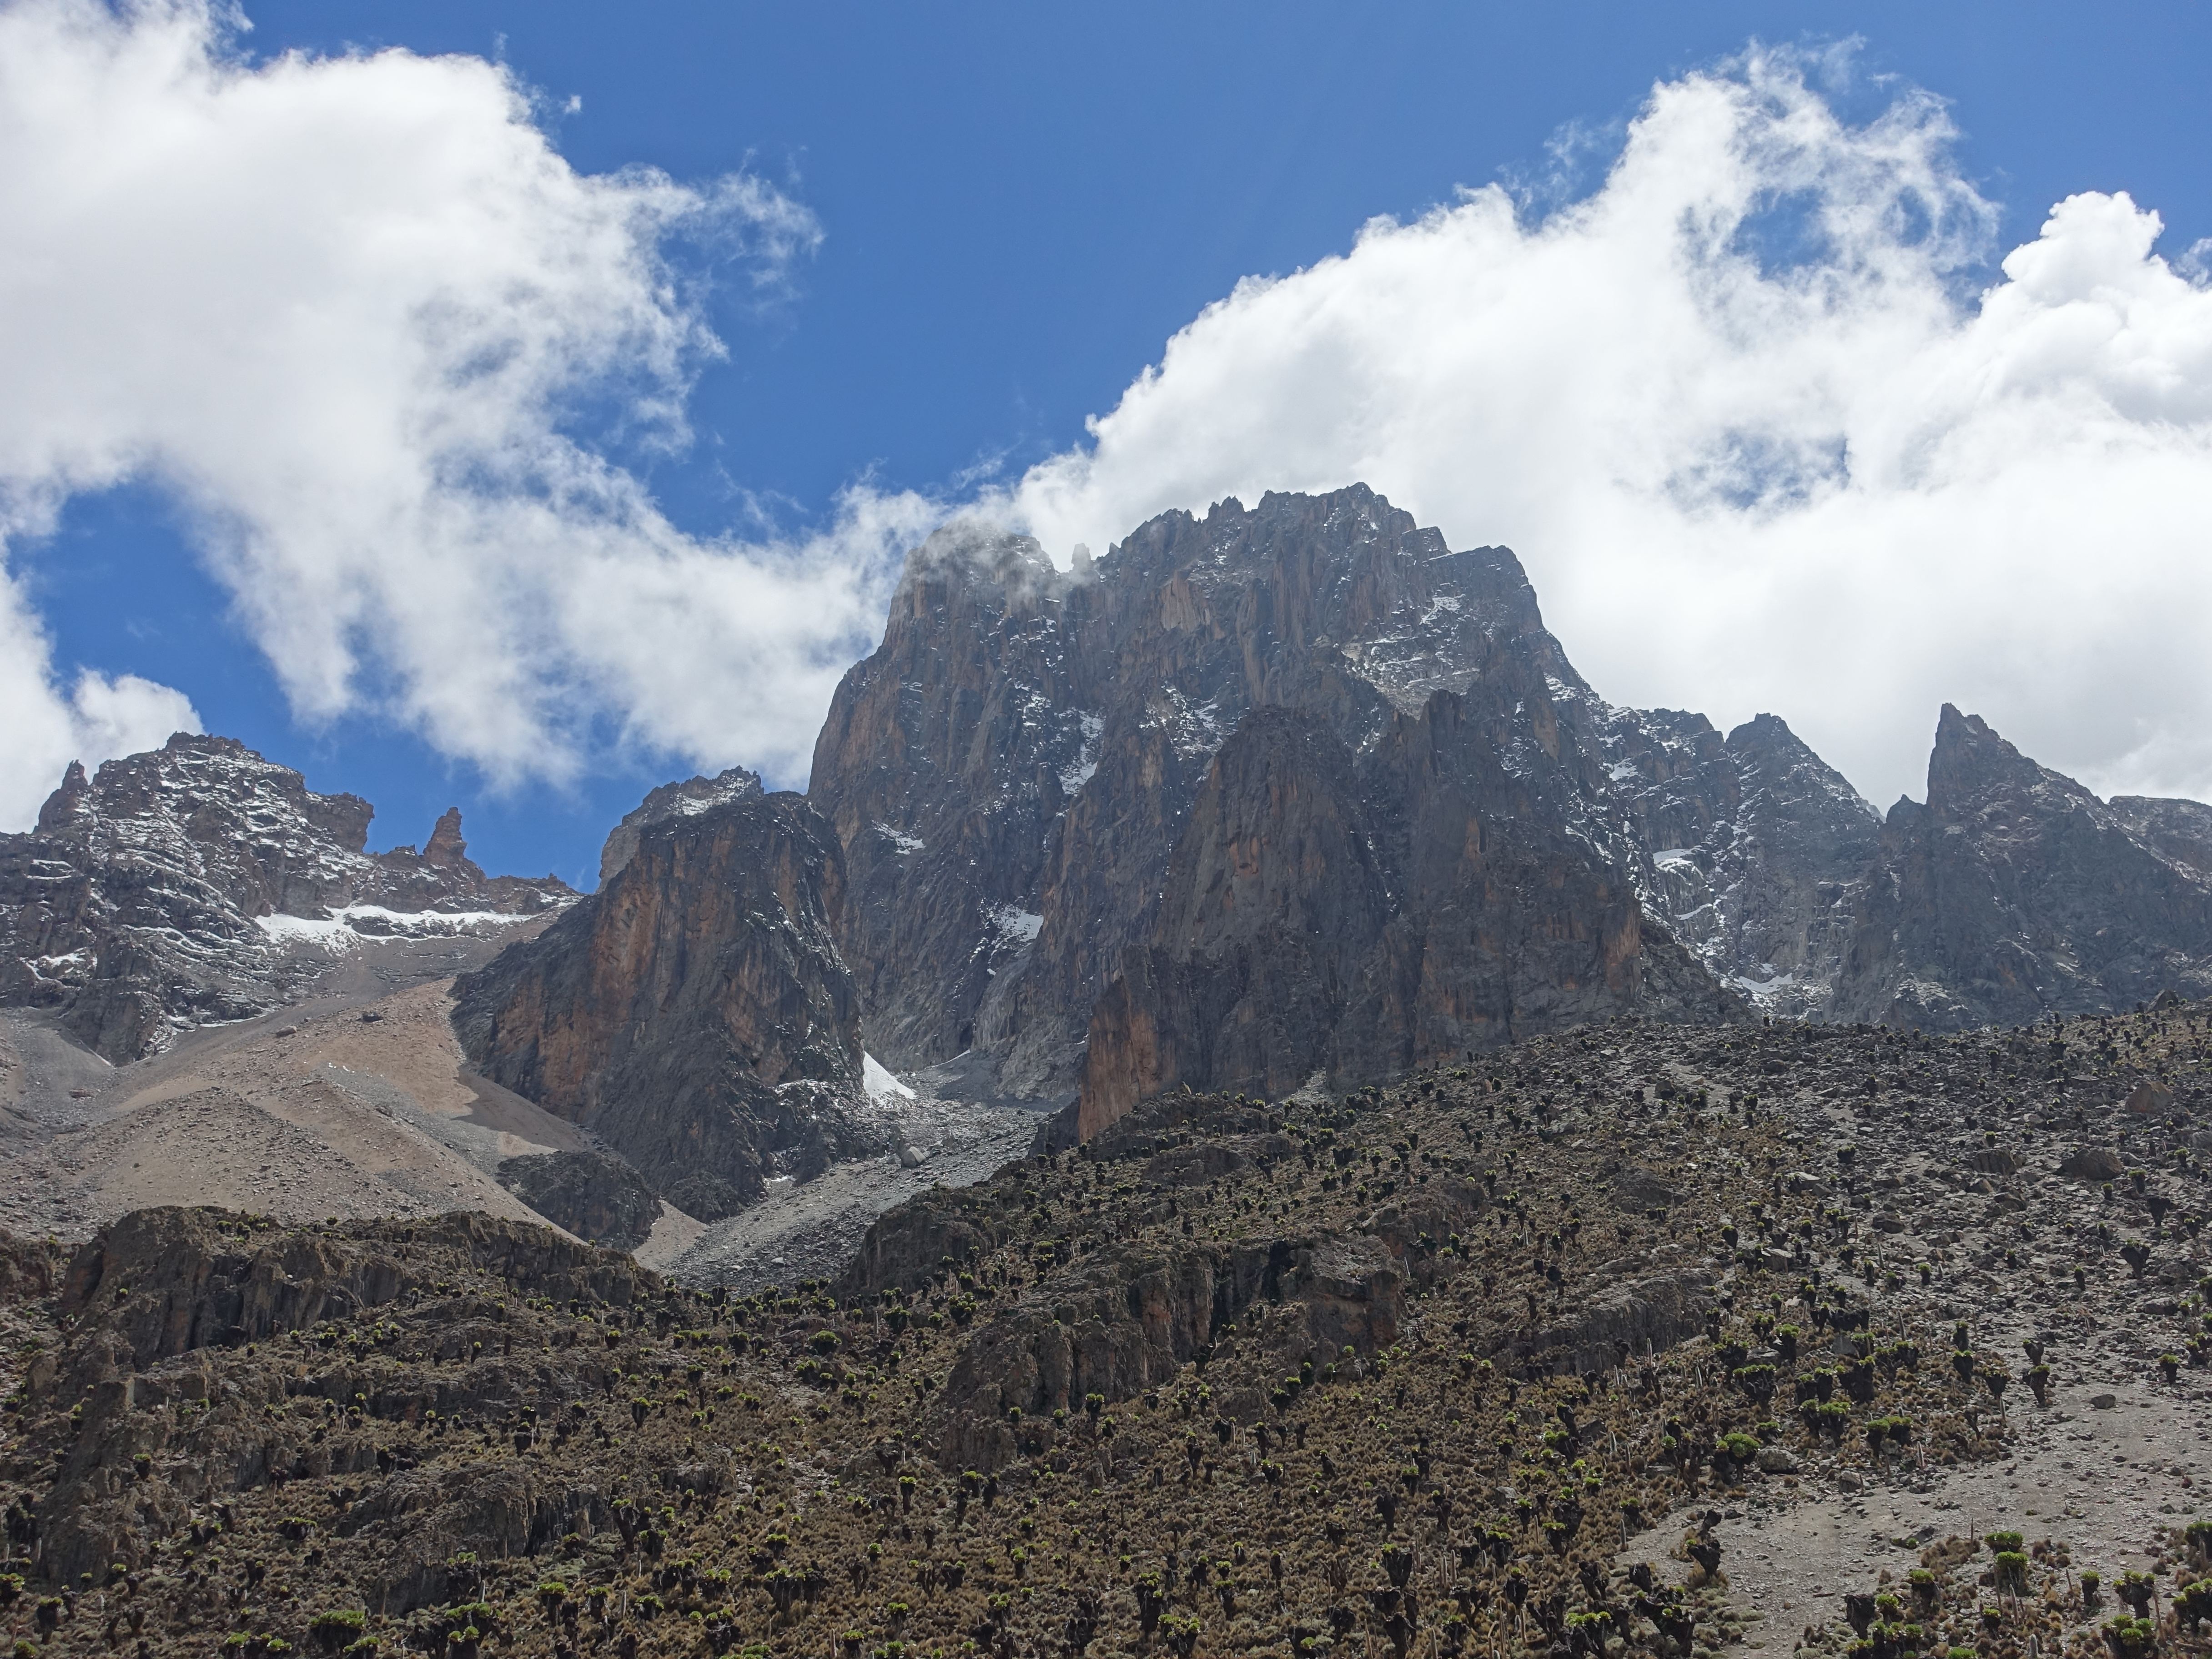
864,1052,916,1104
257,906,543,951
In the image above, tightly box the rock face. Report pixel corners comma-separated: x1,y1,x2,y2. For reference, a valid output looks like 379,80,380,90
807,524,1101,1082
1604,709,1885,1018
812,485,2212,1132
0,733,573,1061
1609,704,2212,1028
811,488,1749,1135
2104,794,2212,885
1829,705,2212,1028
1076,699,1742,1135
495,1149,664,1250
451,789,875,1220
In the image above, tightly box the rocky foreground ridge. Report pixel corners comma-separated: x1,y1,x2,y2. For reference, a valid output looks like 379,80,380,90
0,734,575,1062
0,1002,2207,1659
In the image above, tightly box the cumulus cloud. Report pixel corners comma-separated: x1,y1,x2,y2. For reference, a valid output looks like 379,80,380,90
0,566,200,825
1006,49,2212,809
0,0,930,829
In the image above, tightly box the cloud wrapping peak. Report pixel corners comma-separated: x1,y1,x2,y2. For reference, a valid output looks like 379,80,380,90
0,0,928,829
1008,50,2212,809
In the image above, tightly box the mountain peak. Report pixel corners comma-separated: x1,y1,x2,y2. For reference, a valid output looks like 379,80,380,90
0,736,574,1060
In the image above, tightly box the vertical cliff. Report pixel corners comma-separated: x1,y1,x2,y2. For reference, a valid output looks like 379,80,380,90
451,790,873,1219
808,525,1104,1077
1075,686,1749,1136
1074,709,1394,1134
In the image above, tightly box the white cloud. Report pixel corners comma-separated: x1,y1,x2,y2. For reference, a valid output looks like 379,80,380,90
0,0,929,829
0,565,200,826
1005,48,2212,810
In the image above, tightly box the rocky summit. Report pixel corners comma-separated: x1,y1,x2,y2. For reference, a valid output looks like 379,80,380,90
801,485,2212,1144
809,488,1759,1140
12,487,2212,1236
1833,707,2212,1028
0,734,574,1063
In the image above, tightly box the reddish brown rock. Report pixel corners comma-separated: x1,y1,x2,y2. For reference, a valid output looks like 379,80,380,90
1075,688,1747,1138
451,790,872,1219
595,764,763,887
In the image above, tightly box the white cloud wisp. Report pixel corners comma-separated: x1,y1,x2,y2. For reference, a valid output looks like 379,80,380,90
0,0,931,829
1008,50,2212,810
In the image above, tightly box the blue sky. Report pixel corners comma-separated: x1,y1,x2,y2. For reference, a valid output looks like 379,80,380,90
6,0,2212,887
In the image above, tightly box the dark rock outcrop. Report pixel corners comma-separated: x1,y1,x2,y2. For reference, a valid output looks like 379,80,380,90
1522,1267,1713,1377
930,1228,1412,1473
27,1206,653,1594
0,733,574,1061
1830,706,2212,1027
57,1206,650,1369
843,1100,1429,1474
495,1150,664,1250
2106,794,2212,885
451,789,875,1220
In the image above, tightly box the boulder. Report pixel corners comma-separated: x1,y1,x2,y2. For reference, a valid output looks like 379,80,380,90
2126,1080,2177,1117
2060,1147,2127,1182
